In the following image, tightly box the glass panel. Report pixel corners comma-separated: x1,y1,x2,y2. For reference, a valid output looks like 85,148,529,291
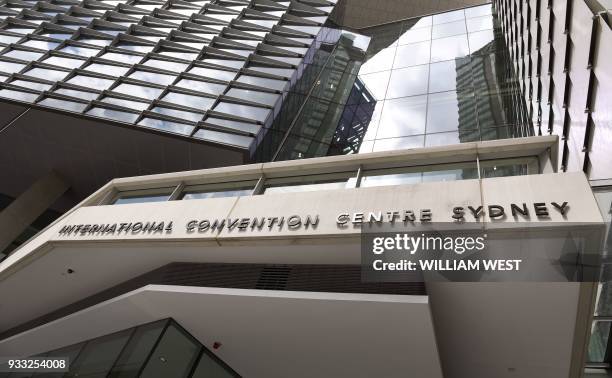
359,71,391,101
31,342,85,377
200,59,244,69
11,80,53,91
128,71,176,85
359,47,395,75
181,181,256,200
432,20,466,39
21,39,61,49
138,118,194,136
99,52,143,64
264,172,357,194
113,189,173,204
101,96,150,111
113,84,163,100
428,59,471,93
479,158,532,178
376,95,427,138
22,68,68,81
83,63,130,76
2,49,44,61
372,136,425,152
466,16,493,33
151,106,202,122
68,329,131,377
58,45,101,57
41,56,84,68
108,320,166,378
66,75,114,90
588,320,610,363
0,89,39,102
385,65,429,99
213,102,270,123
54,88,99,100
190,352,235,378
193,129,254,148
188,66,236,81
0,60,26,73
160,92,215,109
468,29,495,53
225,88,280,106
398,27,431,45
361,162,478,187
142,59,189,72
174,79,226,95
393,41,430,68
38,97,87,112
432,9,465,24
430,34,469,62
87,107,140,123
139,323,200,378
427,91,476,133
235,75,287,91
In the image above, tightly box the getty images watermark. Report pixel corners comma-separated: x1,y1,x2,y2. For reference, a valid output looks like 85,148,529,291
361,223,605,282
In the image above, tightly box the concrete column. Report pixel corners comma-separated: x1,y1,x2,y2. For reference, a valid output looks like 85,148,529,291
0,171,69,256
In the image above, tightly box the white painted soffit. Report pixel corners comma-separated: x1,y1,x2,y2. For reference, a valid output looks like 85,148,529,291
0,285,443,378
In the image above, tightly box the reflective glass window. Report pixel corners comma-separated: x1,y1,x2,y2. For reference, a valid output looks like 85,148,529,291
108,320,166,378
83,63,130,76
188,66,236,81
11,80,52,91
150,106,203,122
372,136,425,152
66,75,114,90
54,88,99,100
41,56,84,68
138,117,194,135
426,91,476,133
0,60,26,73
139,323,201,377
101,96,150,111
128,70,176,85
113,188,173,204
142,59,189,72
87,107,140,123
21,39,60,49
213,102,270,123
181,181,256,200
193,129,254,148
2,49,44,61
358,71,391,101
432,20,466,39
68,329,131,377
23,67,68,81
113,83,163,100
175,79,226,95
264,172,357,194
393,41,431,68
430,34,469,62
38,97,87,112
58,45,101,57
385,65,429,99
0,89,39,102
432,9,465,24
225,88,280,106
235,75,287,91
160,92,215,109
398,27,431,45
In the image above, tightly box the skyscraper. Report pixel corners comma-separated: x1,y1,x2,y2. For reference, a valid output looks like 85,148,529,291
1,1,611,377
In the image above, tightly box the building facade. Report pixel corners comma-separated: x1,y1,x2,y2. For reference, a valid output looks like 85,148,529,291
1,0,612,377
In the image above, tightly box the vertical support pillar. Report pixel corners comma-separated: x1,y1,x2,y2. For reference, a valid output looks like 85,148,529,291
0,171,69,256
